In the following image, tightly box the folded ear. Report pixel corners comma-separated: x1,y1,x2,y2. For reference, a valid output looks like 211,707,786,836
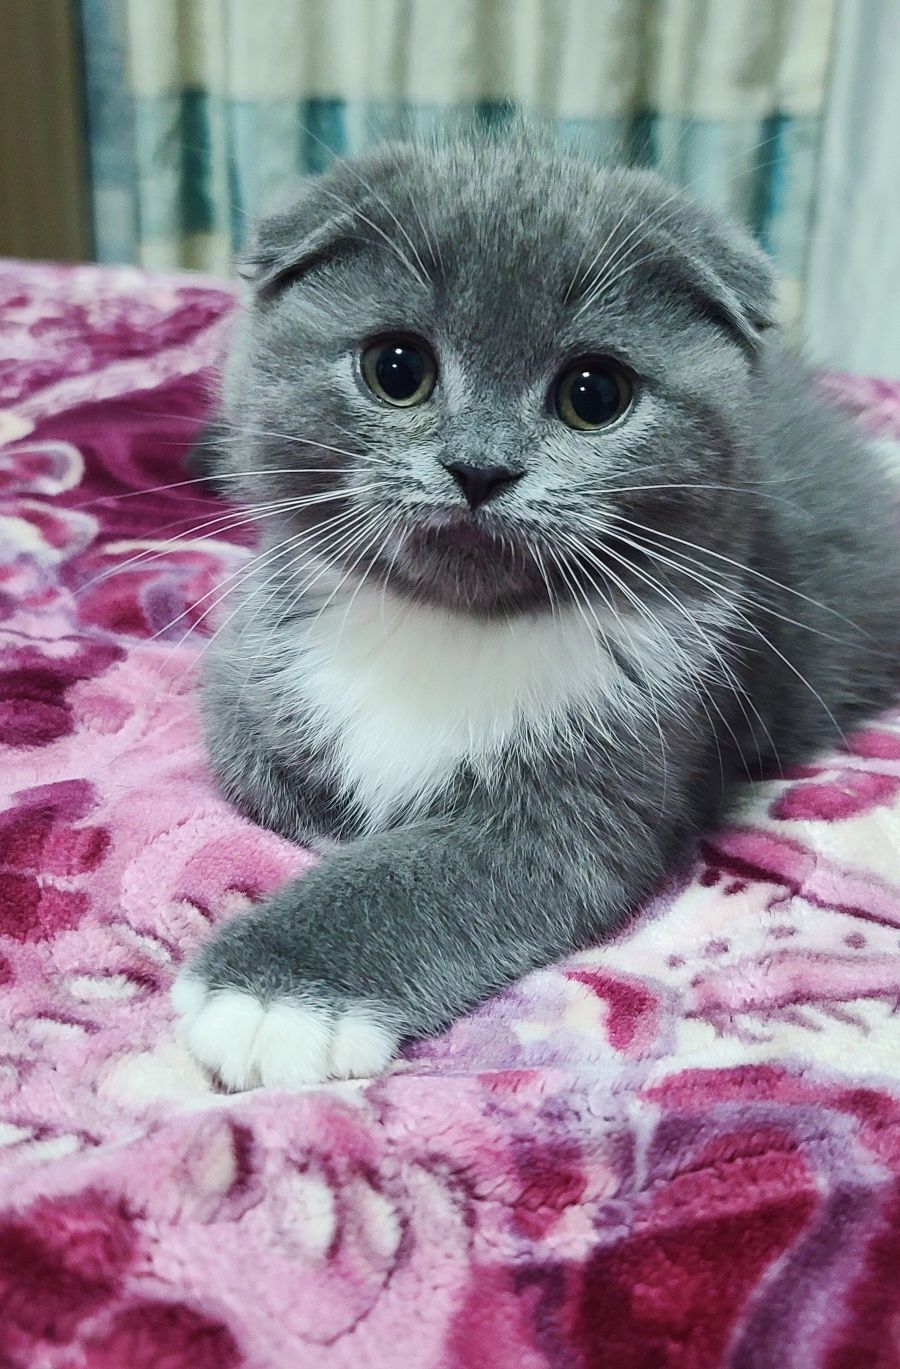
677,219,777,348
653,210,777,350
615,170,777,350
238,181,356,301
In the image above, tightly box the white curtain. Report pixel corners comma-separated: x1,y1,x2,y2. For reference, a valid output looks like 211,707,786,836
81,0,835,336
805,0,900,378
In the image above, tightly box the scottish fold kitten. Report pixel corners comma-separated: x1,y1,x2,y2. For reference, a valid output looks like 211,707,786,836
173,131,900,1089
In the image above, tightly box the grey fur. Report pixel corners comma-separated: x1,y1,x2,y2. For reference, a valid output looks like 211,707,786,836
185,129,900,1052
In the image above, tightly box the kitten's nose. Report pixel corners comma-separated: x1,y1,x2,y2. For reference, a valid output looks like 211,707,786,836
443,460,523,510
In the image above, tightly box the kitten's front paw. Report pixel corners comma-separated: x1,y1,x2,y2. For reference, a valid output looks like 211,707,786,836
171,973,399,1090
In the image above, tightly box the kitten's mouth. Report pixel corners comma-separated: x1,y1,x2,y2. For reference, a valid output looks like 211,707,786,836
405,512,501,557
381,510,544,614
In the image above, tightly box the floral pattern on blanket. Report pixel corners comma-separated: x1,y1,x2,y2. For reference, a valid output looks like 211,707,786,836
1,259,899,1369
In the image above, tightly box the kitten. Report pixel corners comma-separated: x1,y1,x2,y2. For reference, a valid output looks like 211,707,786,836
173,129,900,1089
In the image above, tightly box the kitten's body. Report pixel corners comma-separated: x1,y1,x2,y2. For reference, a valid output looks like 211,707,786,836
174,132,900,1089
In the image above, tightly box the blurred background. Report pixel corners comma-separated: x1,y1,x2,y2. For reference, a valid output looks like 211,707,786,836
1,0,898,376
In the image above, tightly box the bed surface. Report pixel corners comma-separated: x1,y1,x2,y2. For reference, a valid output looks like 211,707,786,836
1,259,900,1368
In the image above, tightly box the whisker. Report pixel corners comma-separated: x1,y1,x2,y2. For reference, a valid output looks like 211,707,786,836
111,405,388,458
579,146,804,314
144,503,369,652
261,509,397,662
564,528,754,759
201,421,392,467
542,543,645,752
593,526,845,748
335,513,405,643
609,513,869,635
150,525,316,682
574,188,687,317
72,467,368,511
572,130,790,314
163,506,375,689
72,500,305,595
407,189,444,274
552,535,681,792
581,481,801,510
565,193,637,305
240,503,377,629
376,519,409,630
527,537,560,622
73,484,377,595
564,530,767,780
606,524,857,648
234,506,389,677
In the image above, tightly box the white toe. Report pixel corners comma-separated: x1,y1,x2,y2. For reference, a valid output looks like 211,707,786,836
169,971,207,1023
172,978,399,1090
329,1012,397,1079
254,1001,333,1087
185,989,267,1090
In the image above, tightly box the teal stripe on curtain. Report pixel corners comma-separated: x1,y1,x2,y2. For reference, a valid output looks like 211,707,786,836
79,0,139,264
104,93,824,279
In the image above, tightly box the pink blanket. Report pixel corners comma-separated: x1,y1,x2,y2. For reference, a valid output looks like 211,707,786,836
2,259,900,1369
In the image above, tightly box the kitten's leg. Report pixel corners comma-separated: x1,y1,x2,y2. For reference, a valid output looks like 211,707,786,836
201,681,358,848
173,773,686,1089
212,737,355,849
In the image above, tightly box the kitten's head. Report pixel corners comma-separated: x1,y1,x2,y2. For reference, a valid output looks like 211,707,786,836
218,129,775,617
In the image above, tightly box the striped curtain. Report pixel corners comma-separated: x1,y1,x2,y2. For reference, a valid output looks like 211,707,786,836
79,0,836,328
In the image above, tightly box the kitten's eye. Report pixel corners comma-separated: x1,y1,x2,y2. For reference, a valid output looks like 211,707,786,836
554,360,632,431
361,338,436,407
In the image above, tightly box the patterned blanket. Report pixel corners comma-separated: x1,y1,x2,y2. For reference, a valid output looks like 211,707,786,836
1,259,899,1369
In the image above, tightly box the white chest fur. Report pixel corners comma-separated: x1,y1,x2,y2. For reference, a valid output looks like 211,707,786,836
270,585,656,831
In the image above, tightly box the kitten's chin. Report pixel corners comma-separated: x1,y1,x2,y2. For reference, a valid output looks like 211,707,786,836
379,517,550,616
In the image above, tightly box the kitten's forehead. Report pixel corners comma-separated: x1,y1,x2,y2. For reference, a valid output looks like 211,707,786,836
320,139,690,369
324,145,631,368
383,141,628,293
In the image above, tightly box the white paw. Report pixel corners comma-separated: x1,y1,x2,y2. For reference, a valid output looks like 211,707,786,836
171,973,399,1090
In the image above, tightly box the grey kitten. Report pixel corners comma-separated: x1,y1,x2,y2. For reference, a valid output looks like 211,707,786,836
173,129,900,1089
